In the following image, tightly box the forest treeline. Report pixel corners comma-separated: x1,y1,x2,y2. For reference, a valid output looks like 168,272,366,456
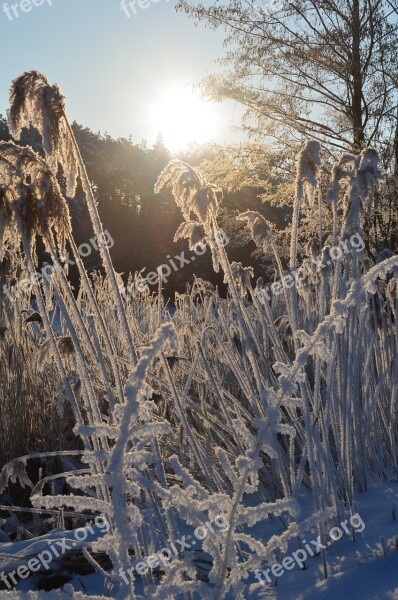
0,116,292,299
0,114,395,301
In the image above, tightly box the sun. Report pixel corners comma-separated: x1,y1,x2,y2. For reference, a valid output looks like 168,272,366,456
150,86,220,152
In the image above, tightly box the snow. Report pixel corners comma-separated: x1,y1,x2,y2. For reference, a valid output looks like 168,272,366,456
1,480,397,598
244,478,398,599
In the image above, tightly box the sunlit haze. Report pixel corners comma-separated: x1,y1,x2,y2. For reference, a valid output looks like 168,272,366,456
0,0,244,150
149,86,220,151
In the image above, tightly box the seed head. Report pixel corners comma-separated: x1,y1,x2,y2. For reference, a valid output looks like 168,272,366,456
155,160,221,228
237,211,271,247
8,71,79,197
174,221,206,251
227,261,254,295
295,140,321,207
0,141,71,261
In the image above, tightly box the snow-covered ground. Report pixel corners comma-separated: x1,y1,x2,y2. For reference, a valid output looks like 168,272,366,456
248,479,398,599
1,478,397,598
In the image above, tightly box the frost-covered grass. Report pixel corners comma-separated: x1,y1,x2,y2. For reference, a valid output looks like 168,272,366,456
0,72,397,599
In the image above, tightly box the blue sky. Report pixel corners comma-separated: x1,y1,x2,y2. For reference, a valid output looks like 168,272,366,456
0,0,244,148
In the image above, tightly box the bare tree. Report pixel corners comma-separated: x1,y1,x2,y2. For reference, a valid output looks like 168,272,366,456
177,0,398,156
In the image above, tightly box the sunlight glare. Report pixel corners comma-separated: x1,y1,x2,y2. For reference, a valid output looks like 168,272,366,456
150,87,219,151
